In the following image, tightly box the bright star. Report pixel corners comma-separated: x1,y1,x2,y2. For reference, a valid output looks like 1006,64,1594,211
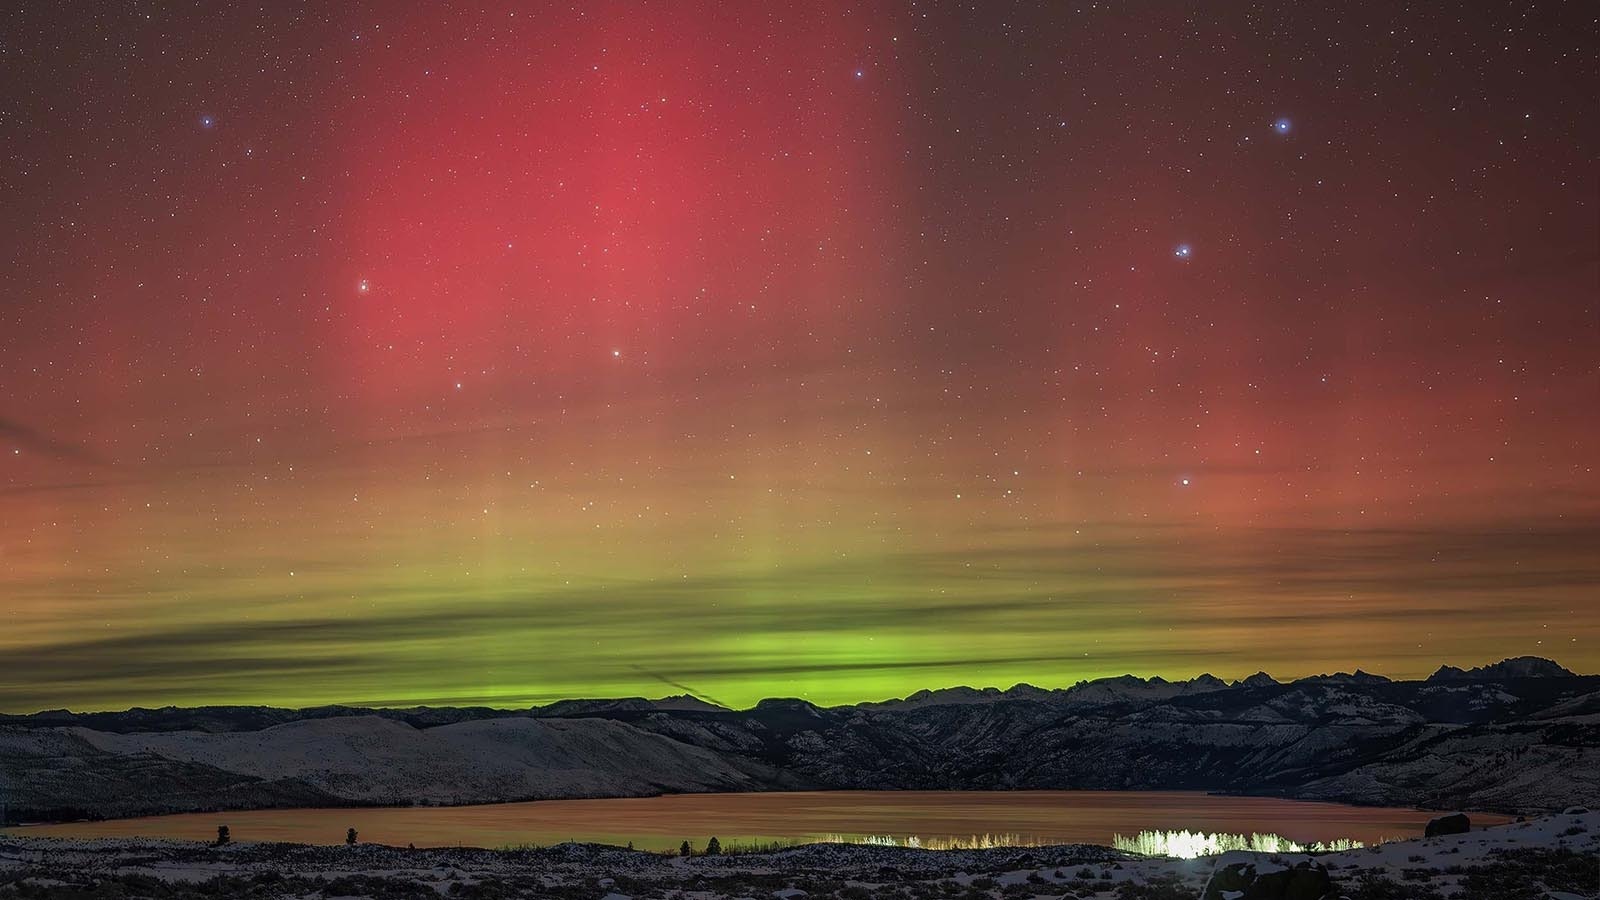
1173,244,1193,259
611,349,621,358
199,115,215,129
1272,117,1291,134
357,279,370,294
1181,478,1191,486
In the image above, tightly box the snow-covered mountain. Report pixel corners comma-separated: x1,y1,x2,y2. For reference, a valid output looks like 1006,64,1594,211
1,658,1594,821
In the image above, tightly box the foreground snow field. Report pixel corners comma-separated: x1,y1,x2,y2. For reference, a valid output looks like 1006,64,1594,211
1,809,1594,899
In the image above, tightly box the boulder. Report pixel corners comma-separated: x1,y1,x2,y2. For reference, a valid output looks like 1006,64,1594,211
1425,813,1471,837
1202,858,1333,900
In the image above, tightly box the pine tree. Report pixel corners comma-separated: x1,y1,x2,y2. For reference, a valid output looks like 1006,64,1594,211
346,827,358,845
705,836,722,856
680,840,693,857
215,825,230,846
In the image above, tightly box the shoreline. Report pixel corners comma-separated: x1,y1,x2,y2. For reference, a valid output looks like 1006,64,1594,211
8,789,1514,854
1,809,1594,900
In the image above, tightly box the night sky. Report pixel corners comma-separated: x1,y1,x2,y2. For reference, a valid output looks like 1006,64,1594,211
3,3,1596,712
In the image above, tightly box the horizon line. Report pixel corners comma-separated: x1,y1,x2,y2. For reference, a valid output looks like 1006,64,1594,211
3,654,1585,718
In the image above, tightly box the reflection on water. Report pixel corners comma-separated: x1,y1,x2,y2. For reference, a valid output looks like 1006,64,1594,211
1112,829,1364,858
18,790,1510,853
842,832,1038,851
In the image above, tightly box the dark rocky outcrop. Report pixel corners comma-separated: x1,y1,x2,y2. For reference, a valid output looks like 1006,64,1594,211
1425,813,1471,837
1202,859,1333,900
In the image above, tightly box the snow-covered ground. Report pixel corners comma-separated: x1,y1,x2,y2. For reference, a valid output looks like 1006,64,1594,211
1,809,1594,898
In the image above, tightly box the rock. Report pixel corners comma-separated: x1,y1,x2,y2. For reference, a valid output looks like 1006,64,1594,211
1203,861,1256,899
1425,813,1471,837
772,890,808,899
1202,858,1333,900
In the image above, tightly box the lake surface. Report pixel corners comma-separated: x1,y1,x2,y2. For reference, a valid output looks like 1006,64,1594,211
16,791,1508,851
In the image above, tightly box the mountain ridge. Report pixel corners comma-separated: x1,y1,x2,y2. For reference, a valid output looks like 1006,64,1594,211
2,657,1595,822
3,656,1579,722
1427,655,1576,682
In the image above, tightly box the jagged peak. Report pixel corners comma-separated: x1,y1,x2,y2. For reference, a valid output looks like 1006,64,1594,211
1293,669,1392,685
1428,656,1575,682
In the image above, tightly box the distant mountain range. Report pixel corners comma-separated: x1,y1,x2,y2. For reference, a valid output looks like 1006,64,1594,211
1,657,1594,822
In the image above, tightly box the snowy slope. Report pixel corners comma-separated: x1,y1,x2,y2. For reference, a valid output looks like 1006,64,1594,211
73,715,769,805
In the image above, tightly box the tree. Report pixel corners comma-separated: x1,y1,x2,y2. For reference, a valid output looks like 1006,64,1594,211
705,836,721,856
679,840,693,857
215,825,230,846
346,827,358,845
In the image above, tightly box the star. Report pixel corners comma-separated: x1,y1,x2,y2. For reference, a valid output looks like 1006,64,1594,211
1173,244,1193,259
199,115,216,129
1272,117,1291,134
356,279,370,294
